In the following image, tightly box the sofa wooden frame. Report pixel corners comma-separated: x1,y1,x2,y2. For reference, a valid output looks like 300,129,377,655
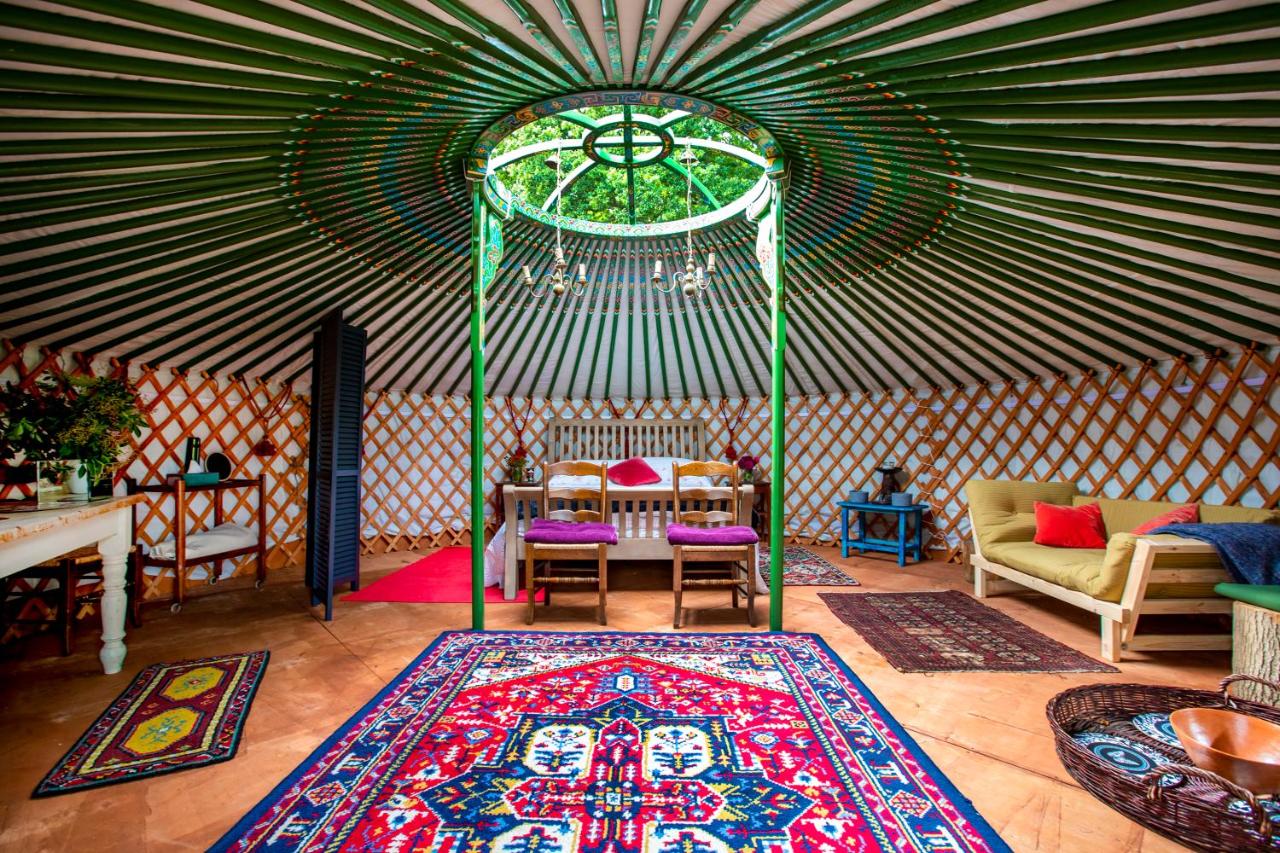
968,516,1232,662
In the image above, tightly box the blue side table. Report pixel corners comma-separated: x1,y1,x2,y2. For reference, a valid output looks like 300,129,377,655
837,500,927,566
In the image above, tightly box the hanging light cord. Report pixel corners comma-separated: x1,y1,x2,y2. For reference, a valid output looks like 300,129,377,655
685,149,694,262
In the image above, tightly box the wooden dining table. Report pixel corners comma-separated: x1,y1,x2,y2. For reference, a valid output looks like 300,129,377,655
0,495,143,674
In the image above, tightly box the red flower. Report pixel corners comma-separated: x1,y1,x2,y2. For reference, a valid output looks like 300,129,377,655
737,455,757,471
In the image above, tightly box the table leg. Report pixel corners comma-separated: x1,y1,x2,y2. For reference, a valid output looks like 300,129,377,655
897,513,907,567
914,510,924,563
857,512,866,555
840,507,850,558
97,525,131,675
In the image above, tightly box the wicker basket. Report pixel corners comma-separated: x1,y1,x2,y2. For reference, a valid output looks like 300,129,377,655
1048,675,1280,852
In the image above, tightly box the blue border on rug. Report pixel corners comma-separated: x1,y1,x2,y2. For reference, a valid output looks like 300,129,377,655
212,631,1009,851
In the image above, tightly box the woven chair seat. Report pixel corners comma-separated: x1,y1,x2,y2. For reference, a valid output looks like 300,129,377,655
681,577,751,588
36,546,102,568
537,575,604,585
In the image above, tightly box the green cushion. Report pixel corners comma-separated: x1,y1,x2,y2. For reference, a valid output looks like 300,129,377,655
982,541,1106,596
965,479,1079,554
984,532,1226,603
1103,533,1225,602
1094,497,1185,536
1075,496,1279,535
1216,583,1280,613
1201,504,1280,524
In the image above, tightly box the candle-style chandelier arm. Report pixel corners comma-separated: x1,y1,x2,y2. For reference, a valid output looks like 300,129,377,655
522,143,590,297
652,144,717,298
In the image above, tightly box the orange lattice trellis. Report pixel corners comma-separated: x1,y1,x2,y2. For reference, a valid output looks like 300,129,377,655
5,341,1275,581
359,348,1278,561
0,343,309,603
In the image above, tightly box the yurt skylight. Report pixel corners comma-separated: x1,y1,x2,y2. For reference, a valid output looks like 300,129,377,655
485,103,768,237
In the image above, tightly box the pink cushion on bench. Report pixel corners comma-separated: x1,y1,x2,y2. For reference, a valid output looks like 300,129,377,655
608,456,661,486
666,523,759,546
524,518,619,545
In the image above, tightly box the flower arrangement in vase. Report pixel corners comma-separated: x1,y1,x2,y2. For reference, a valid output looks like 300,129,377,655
507,445,531,484
737,454,759,484
0,372,145,499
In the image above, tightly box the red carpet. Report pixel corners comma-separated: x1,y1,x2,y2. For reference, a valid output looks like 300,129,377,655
343,547,543,603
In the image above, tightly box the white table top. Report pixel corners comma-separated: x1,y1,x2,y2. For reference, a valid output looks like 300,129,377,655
0,495,142,546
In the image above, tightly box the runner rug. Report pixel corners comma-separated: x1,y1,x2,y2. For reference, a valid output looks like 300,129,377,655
35,650,269,796
343,546,543,603
760,544,860,586
819,590,1119,673
214,631,1008,852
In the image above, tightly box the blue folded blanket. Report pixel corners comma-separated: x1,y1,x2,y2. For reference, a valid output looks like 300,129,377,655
1147,523,1280,585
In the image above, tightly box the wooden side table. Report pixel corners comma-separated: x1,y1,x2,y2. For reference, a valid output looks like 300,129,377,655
748,480,770,541
837,500,926,566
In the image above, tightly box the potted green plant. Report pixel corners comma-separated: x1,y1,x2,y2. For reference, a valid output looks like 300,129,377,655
0,372,145,497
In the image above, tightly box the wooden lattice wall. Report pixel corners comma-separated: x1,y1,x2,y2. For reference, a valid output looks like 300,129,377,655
5,342,1275,579
0,343,309,600
362,347,1279,560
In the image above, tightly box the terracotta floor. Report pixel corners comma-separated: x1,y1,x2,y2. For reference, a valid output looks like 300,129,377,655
0,547,1226,852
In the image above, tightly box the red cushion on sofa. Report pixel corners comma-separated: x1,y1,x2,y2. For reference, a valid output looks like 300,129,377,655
1132,503,1199,535
608,457,661,487
1033,501,1108,548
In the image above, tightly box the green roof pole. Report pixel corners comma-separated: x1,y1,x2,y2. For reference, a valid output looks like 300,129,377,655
768,176,787,631
469,179,488,631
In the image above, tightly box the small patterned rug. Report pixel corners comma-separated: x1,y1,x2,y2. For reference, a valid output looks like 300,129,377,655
35,651,269,797
214,631,1008,852
759,544,860,586
819,590,1118,673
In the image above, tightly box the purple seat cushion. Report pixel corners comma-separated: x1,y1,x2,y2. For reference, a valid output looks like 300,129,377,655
524,518,619,545
666,523,759,546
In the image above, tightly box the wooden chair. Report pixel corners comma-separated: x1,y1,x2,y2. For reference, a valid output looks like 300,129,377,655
669,461,759,628
524,461,618,625
1,545,144,656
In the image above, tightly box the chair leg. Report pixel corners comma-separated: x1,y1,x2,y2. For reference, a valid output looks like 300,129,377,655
746,545,757,627
128,546,143,629
60,560,75,657
597,544,607,626
673,548,683,629
524,550,537,626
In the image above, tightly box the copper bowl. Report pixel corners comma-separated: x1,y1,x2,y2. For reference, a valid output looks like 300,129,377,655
1170,707,1280,794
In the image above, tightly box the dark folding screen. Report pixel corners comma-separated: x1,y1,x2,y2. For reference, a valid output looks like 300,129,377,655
306,310,367,620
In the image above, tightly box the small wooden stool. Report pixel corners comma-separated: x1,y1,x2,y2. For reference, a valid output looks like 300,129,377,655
1226,592,1280,704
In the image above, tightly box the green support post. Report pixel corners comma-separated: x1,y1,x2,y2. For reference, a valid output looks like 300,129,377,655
768,179,787,631
469,182,487,631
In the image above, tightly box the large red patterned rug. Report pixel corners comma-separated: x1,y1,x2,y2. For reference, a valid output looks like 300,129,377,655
214,631,1008,852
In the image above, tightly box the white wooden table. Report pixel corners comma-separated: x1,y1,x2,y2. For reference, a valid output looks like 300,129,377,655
0,495,143,674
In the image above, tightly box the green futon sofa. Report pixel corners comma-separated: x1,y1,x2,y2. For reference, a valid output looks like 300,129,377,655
965,480,1280,662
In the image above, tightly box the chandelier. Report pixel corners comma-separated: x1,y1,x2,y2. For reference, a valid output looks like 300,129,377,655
521,150,588,297
653,145,717,297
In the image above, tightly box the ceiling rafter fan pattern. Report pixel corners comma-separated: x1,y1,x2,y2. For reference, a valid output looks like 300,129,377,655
0,0,1276,397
